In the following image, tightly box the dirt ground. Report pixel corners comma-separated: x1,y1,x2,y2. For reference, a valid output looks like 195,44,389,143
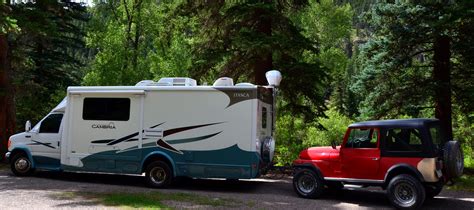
0,166,474,209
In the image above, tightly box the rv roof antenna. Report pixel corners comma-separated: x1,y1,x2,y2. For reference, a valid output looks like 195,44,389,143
265,70,282,87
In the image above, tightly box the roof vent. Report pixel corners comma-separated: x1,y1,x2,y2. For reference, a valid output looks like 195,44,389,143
213,77,234,86
135,80,159,86
157,77,197,86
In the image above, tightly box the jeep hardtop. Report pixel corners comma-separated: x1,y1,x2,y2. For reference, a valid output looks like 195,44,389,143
292,118,464,209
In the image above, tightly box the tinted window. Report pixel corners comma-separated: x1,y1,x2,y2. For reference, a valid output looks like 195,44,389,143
262,107,267,129
386,128,422,152
39,114,63,133
430,125,443,150
345,128,378,148
83,98,130,121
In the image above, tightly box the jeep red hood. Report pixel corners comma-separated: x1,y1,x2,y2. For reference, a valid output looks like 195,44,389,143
298,146,340,161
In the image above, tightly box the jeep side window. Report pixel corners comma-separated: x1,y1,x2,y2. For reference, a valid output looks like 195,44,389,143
429,125,443,150
39,114,63,133
386,128,422,152
345,128,378,148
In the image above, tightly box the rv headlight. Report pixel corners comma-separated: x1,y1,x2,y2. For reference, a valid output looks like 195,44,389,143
265,70,282,87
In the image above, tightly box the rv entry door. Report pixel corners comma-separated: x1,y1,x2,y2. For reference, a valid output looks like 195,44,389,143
67,90,145,173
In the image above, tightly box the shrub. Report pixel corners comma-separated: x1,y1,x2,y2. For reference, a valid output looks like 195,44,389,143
274,108,353,166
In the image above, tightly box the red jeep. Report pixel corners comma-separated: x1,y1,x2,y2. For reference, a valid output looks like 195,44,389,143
292,119,463,209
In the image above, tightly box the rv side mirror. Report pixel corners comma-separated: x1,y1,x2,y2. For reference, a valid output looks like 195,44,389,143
25,120,31,132
331,140,337,149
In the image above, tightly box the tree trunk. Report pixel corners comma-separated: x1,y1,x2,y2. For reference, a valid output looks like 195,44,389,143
0,33,16,161
253,3,272,85
433,35,453,140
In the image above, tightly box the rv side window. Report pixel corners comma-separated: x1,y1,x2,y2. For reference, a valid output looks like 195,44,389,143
262,107,267,129
39,114,63,133
83,98,131,121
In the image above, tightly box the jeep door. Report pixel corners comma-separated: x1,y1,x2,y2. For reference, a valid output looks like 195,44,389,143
341,127,381,180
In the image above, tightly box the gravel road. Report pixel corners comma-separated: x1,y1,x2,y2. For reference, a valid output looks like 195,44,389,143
0,167,473,209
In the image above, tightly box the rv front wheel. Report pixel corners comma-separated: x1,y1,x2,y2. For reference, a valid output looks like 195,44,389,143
145,161,173,188
10,153,35,176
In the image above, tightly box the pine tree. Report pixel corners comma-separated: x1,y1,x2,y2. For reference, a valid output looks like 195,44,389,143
354,1,474,139
180,1,328,120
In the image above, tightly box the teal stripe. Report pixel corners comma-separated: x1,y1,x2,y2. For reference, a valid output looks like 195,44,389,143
167,131,222,144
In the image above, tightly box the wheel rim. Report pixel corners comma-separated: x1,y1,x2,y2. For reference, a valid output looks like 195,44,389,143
15,158,30,173
150,167,167,185
394,183,416,205
297,174,316,194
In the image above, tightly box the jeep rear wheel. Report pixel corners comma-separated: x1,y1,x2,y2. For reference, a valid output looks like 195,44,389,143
293,169,324,199
387,174,425,209
443,140,464,179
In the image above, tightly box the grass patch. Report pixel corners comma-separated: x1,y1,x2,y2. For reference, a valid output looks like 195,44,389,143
68,191,240,209
446,166,474,192
447,174,474,192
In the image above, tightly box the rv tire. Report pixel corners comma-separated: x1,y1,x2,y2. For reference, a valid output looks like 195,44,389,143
145,161,173,188
10,153,35,176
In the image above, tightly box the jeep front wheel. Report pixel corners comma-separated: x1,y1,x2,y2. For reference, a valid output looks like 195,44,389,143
293,168,324,198
387,174,426,209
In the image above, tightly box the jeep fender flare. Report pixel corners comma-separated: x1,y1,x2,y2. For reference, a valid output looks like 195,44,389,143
384,164,425,186
293,163,324,179
9,147,35,168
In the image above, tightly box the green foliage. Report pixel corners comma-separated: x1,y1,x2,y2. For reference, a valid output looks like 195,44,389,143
453,110,474,168
447,174,474,192
181,1,329,121
83,0,194,86
0,2,18,34
275,114,308,166
275,108,352,166
297,0,357,117
305,108,353,147
353,1,474,119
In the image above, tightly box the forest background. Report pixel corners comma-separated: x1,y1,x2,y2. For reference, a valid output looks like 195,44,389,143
0,0,473,170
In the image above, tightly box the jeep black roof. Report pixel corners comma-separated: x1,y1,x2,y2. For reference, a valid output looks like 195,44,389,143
348,118,440,128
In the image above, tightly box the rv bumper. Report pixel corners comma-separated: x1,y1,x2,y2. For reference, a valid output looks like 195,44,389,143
4,151,11,162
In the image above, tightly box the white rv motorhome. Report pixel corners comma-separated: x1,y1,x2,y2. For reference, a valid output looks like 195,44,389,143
5,71,282,187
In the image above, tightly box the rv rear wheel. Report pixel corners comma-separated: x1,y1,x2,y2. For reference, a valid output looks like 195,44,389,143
145,161,173,188
10,153,35,176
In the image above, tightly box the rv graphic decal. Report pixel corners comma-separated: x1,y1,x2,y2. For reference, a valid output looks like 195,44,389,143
166,131,222,144
156,139,182,154
162,122,222,137
28,140,56,149
91,122,223,155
